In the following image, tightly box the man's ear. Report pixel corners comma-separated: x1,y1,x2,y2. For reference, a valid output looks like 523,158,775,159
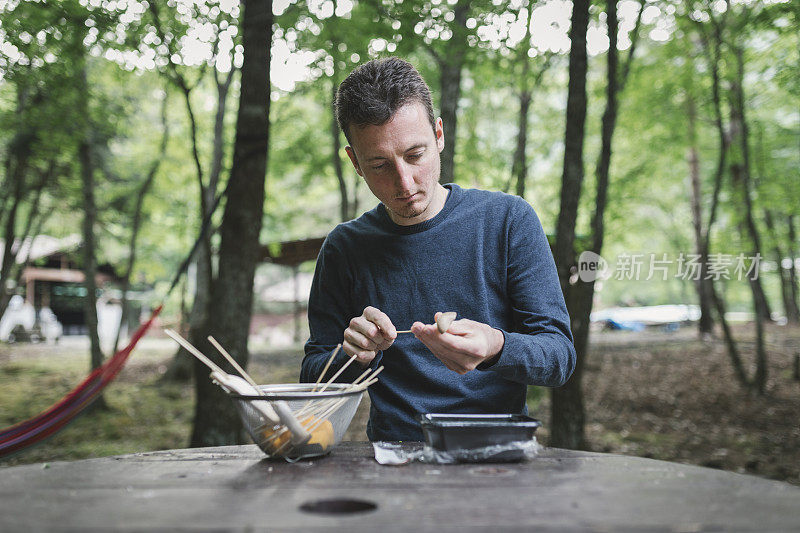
435,117,445,153
345,146,364,177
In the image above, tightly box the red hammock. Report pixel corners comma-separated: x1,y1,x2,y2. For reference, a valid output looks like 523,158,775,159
0,305,162,458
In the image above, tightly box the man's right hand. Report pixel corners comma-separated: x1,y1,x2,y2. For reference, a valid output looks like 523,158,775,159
343,306,397,366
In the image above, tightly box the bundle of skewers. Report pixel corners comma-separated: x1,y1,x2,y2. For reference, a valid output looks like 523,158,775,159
164,329,381,460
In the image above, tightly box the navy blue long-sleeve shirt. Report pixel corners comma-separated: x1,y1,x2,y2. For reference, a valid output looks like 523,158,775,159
301,184,576,441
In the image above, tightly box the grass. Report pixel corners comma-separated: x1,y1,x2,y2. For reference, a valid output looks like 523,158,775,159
0,339,194,466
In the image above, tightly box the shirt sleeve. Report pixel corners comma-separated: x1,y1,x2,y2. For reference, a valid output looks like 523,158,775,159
301,232,381,384
477,198,576,387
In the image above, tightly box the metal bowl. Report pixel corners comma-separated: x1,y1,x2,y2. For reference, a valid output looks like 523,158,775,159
230,383,363,461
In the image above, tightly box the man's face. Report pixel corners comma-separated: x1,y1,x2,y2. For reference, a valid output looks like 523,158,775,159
345,102,446,226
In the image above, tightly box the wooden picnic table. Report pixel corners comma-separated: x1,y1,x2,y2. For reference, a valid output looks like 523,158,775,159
1,441,799,531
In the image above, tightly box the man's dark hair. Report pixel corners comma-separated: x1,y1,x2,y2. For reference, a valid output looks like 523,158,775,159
335,57,436,143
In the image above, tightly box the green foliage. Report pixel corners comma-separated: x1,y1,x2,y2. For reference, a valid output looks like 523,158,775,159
0,0,796,316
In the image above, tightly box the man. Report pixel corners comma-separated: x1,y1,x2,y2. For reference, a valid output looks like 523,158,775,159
301,57,575,441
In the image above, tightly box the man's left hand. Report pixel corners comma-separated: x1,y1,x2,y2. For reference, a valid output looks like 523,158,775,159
410,313,505,374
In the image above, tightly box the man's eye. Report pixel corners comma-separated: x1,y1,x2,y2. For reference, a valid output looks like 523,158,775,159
407,152,423,161
371,163,385,171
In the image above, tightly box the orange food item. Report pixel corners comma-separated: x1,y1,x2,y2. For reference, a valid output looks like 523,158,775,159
260,415,335,456
260,426,291,454
302,416,335,451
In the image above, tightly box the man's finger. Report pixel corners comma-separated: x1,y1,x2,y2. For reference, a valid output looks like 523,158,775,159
350,315,383,342
414,322,468,349
342,340,376,364
414,323,482,368
344,328,377,351
364,306,397,339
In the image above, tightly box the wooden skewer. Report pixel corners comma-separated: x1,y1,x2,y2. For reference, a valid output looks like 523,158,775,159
354,367,384,391
165,329,225,375
296,364,372,418
352,366,374,384
273,360,376,448
305,378,382,433
304,398,350,433
317,352,359,393
300,367,379,422
167,331,282,428
355,379,379,391
272,375,364,452
206,335,309,446
395,312,457,335
313,344,341,391
208,336,258,387
302,366,384,428
169,330,377,457
268,365,384,453
363,365,384,383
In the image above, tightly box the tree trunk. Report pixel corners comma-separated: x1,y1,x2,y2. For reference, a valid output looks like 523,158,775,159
729,44,769,393
0,163,7,227
436,0,470,183
551,0,644,449
163,225,213,381
755,118,799,326
113,92,170,355
750,273,768,394
511,2,536,199
190,0,272,447
79,141,104,374
687,92,715,336
164,68,235,382
164,174,213,381
173,65,236,370
0,93,34,320
695,14,743,383
512,88,531,199
292,264,301,344
0,171,51,324
161,244,213,381
211,68,235,200
331,78,349,221
9,168,50,305
350,173,360,220
569,0,623,397
76,63,106,409
178,68,234,379
710,281,750,388
764,210,799,325
550,0,590,451
729,45,772,323
788,215,800,325
149,0,218,382
0,165,22,321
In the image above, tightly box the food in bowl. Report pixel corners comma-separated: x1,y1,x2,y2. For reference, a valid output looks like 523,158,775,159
233,383,364,460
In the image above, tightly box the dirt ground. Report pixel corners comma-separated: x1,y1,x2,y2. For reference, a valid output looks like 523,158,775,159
557,324,800,486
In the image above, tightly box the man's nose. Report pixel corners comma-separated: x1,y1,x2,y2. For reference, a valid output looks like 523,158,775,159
394,160,414,191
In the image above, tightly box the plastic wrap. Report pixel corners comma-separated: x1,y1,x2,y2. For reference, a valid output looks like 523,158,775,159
373,438,542,465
